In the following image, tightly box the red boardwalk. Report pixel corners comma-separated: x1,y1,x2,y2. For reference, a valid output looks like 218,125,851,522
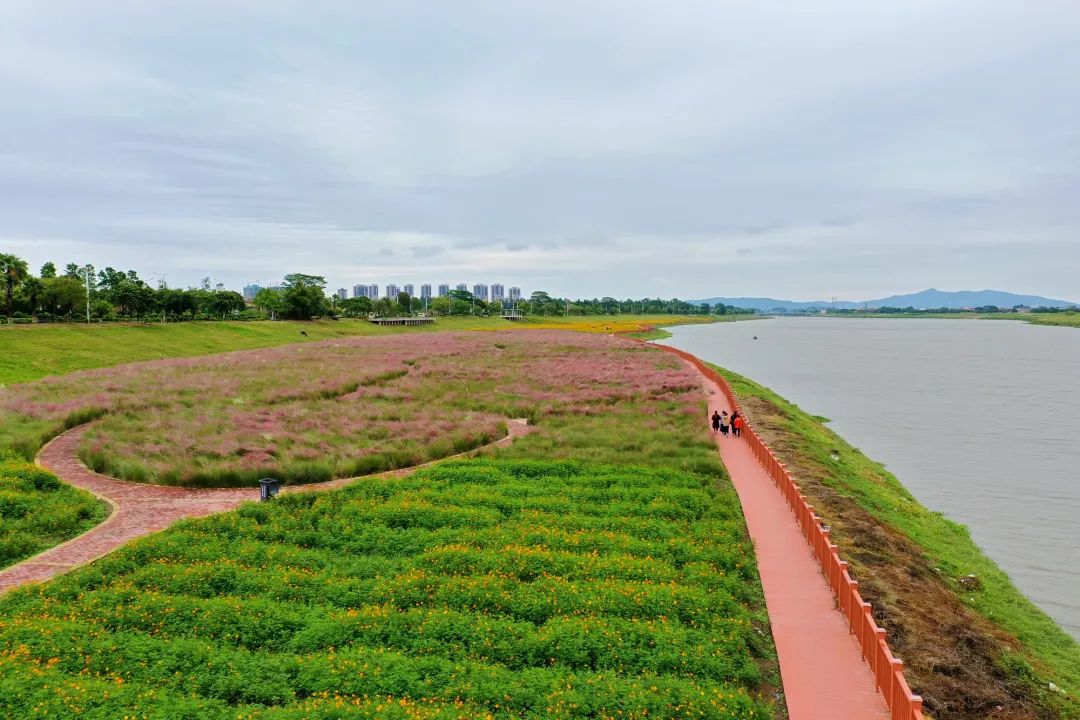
697,367,890,720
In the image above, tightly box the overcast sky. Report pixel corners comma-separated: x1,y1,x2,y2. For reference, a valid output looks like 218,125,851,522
2,1,1079,301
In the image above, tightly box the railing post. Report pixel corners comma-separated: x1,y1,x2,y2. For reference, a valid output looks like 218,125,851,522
890,659,904,718
874,628,888,689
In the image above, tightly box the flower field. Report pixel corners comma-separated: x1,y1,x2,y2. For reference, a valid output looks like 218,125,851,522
0,459,776,719
0,332,706,486
0,455,108,569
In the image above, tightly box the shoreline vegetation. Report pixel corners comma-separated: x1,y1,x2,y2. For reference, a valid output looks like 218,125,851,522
714,363,1079,719
769,309,1080,329
0,314,727,386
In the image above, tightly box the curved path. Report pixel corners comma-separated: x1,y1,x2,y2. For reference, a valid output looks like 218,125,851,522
677,354,890,719
0,420,532,594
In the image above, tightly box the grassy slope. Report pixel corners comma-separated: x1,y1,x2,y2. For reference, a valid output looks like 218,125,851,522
718,365,1079,718
0,315,715,386
0,455,109,570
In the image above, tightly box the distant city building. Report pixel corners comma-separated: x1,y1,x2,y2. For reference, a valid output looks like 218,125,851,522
386,284,400,299
491,283,505,302
336,288,347,300
367,284,378,299
438,284,450,297
403,284,414,297
352,284,365,299
242,284,262,302
420,284,432,300
353,284,380,299
456,283,468,292
472,284,489,301
508,287,522,302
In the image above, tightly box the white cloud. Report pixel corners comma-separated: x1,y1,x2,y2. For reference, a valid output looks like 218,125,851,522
0,0,1078,300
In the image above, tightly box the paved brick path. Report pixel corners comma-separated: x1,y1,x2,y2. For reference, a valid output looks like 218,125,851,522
0,419,531,594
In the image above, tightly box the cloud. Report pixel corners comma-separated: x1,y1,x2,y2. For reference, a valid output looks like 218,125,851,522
1,0,1078,299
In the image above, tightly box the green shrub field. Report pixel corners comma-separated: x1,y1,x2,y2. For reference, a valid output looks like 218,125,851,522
0,459,776,719
0,455,108,569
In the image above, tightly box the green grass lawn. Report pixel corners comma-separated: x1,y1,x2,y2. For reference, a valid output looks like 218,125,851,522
718,365,1080,719
0,459,775,719
0,455,109,570
0,315,715,386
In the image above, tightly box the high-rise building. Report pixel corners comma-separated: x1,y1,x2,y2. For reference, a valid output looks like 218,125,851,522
355,284,380,299
491,284,505,302
472,284,489,301
336,288,347,300
508,287,522,302
403,284,414,297
438,284,450,297
242,284,262,302
386,284,399,299
456,283,468,292
420,284,432,299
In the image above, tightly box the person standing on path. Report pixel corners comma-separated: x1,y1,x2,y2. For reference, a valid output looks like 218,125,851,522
732,412,744,437
711,410,722,433
720,410,730,436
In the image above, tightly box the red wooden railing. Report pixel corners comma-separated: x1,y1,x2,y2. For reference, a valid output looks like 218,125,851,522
655,343,925,720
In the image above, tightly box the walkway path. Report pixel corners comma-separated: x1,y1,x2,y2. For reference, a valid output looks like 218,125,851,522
0,420,532,594
688,359,890,719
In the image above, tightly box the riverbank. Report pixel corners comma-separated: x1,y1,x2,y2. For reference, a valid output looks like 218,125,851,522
714,364,1079,719
816,311,1080,328
0,314,718,386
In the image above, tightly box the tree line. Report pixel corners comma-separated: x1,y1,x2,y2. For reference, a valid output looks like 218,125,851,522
1,252,751,323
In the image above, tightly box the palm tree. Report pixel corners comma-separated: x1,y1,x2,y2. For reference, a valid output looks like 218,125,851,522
0,253,30,320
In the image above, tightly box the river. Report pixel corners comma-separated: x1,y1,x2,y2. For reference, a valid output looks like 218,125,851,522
660,317,1080,639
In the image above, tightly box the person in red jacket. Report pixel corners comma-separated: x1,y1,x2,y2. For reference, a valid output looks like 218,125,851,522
732,412,744,437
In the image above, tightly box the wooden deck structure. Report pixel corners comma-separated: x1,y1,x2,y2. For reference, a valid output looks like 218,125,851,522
501,313,526,321
368,316,435,326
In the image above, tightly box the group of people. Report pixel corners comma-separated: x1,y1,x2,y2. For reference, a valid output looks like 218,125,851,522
711,409,743,437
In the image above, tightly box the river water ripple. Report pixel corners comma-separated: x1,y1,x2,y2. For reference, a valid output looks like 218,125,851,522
661,317,1080,639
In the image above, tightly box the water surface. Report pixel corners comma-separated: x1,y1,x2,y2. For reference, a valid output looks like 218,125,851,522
661,317,1080,639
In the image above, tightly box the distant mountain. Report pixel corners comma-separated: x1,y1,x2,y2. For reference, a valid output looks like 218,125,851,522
696,296,855,312
867,289,1076,310
695,289,1078,312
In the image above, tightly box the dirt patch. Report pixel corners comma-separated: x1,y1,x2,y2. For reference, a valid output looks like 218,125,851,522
739,392,1062,720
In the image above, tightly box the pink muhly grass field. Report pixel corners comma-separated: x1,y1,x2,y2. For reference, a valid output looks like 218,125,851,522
0,331,705,486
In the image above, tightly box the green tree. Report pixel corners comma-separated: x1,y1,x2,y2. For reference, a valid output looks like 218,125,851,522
282,284,326,320
282,273,327,289
107,280,157,320
158,288,194,320
429,296,450,316
41,276,85,320
397,291,412,315
20,277,44,320
253,288,287,320
97,267,130,292
40,262,57,279
339,297,372,317
0,253,30,319
208,290,245,319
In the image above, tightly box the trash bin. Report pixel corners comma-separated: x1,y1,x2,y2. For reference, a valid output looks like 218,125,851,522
259,478,281,502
